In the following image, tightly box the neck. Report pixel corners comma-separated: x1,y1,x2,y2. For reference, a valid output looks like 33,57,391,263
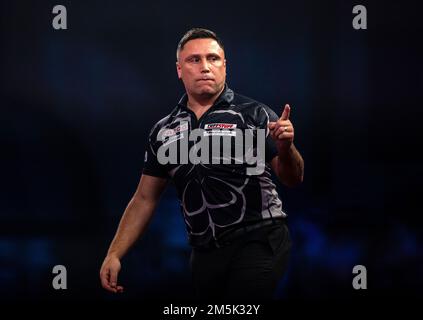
187,86,225,111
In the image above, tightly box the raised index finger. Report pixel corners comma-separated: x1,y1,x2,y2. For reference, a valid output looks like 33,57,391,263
280,104,291,121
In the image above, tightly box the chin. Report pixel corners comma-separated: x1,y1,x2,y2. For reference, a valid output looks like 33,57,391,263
198,85,221,96
196,88,215,96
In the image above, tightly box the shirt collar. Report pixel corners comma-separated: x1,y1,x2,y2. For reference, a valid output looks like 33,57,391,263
177,83,234,110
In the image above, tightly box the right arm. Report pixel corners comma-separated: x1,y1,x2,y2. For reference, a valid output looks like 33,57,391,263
99,174,168,293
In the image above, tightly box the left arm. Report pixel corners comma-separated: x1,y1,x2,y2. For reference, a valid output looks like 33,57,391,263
271,144,304,187
268,104,304,187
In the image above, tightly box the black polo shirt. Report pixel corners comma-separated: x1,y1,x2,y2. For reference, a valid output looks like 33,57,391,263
143,85,287,247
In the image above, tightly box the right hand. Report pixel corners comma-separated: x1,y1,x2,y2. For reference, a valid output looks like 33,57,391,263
99,255,124,293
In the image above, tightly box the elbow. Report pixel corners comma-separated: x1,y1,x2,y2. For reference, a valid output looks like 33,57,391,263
282,174,304,188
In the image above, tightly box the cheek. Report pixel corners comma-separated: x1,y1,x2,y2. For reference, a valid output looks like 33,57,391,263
216,68,226,79
186,68,197,78
180,69,194,81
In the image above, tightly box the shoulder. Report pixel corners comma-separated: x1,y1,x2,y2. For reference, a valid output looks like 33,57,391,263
147,106,180,138
231,91,279,122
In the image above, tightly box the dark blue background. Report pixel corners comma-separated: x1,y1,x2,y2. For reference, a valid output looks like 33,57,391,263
1,0,422,302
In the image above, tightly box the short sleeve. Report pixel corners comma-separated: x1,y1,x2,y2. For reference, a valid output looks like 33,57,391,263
142,129,170,179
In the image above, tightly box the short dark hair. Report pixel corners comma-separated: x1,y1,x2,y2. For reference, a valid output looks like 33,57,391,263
176,28,224,60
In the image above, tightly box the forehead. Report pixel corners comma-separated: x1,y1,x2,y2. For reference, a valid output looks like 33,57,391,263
180,38,224,57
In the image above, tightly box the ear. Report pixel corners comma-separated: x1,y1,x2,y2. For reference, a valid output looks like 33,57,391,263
176,61,182,79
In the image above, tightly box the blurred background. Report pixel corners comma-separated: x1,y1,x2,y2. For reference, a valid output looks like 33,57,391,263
1,0,422,302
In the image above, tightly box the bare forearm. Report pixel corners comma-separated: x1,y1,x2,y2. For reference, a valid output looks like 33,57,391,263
107,196,157,259
276,144,304,187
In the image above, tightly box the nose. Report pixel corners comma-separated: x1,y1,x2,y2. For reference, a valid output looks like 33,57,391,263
200,58,210,73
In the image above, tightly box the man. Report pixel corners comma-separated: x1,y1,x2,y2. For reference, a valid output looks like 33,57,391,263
100,28,304,300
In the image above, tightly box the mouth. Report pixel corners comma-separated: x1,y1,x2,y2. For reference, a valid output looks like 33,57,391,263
197,78,214,82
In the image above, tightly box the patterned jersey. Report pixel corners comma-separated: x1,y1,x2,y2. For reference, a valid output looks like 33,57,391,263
143,85,287,247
